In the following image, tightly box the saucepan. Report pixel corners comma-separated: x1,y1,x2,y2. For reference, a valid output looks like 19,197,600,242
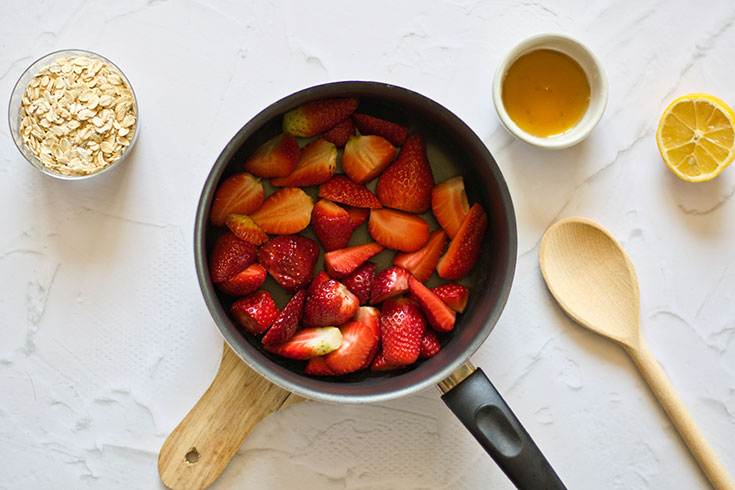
192,81,565,489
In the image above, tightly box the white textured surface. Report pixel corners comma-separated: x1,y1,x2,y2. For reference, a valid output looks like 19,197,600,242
1,1,734,489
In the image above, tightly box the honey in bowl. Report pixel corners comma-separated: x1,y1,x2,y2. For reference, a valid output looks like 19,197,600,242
501,49,591,138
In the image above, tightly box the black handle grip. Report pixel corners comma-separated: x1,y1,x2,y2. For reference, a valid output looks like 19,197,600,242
441,368,566,490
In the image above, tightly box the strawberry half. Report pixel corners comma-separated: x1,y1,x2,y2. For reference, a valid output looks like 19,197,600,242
265,327,342,360
324,321,379,375
209,172,264,227
322,117,355,148
343,205,369,229
311,199,353,252
380,297,426,365
302,279,359,327
318,175,382,209
407,276,456,332
375,133,434,213
304,356,336,376
262,289,307,346
352,306,381,369
419,329,441,359
352,113,408,146
431,176,470,239
243,132,300,178
224,214,268,246
342,135,397,184
230,290,279,334
209,231,257,283
370,351,405,371
216,263,267,296
324,242,384,278
342,261,377,305
436,203,487,280
393,229,447,282
368,208,430,252
258,235,319,291
307,271,331,296
431,283,470,313
282,97,359,137
271,138,336,187
250,187,313,235
370,266,411,304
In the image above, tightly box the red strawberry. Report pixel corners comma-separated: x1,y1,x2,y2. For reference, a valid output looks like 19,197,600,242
324,321,379,375
375,133,434,213
271,138,336,187
407,276,456,332
302,279,359,327
431,176,469,239
370,351,405,371
258,235,319,291
352,113,408,146
436,203,487,280
318,175,382,209
282,97,359,137
307,271,331,296
262,289,307,346
369,266,411,304
311,199,353,252
431,283,470,313
209,173,264,226
304,356,336,375
341,262,377,304
250,187,313,235
342,135,397,184
380,297,426,365
209,231,257,283
393,229,447,282
352,306,381,368
368,208,429,252
324,242,384,278
419,329,441,359
264,327,342,360
216,263,267,296
322,118,355,148
229,290,279,334
343,205,369,229
224,214,268,246
243,132,300,178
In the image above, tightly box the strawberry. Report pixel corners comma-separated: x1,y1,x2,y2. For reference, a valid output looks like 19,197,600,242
431,176,470,239
431,283,470,313
262,289,307,346
318,175,382,209
375,133,434,213
271,138,337,187
419,329,441,359
342,135,397,184
324,242,384,278
352,306,381,368
307,271,331,296
380,297,426,365
229,290,279,334
324,321,379,375
216,263,267,296
250,187,313,235
209,231,257,283
322,117,355,147
264,327,342,360
302,279,359,327
243,132,300,178
407,276,456,332
224,214,268,246
343,205,369,229
258,235,319,291
209,172,264,227
304,356,336,375
341,262,377,305
370,351,405,371
282,97,359,137
369,266,411,304
311,199,353,252
352,113,408,146
368,208,430,252
436,203,487,280
393,229,447,282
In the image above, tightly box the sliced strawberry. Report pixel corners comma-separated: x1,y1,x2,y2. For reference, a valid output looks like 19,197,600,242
216,263,267,296
304,356,336,376
250,187,313,235
436,203,487,280
375,133,434,213
258,235,319,292
393,229,447,282
271,138,336,187
431,283,470,313
282,97,359,137
342,135,397,184
352,306,381,369
209,231,257,283
302,279,359,327
407,276,456,332
419,329,441,359
311,199,353,252
343,205,369,229
352,113,408,146
341,262,377,305
243,132,300,178
262,289,307,346
318,175,382,209
370,351,405,371
229,290,279,334
370,266,411,304
324,321,379,375
224,214,268,246
264,327,342,360
380,297,426,365
307,271,331,296
322,117,355,148
209,173,264,226
431,176,470,239
368,208,429,252
323,242,384,278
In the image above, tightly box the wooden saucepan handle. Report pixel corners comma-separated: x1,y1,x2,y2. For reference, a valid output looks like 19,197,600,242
158,342,306,490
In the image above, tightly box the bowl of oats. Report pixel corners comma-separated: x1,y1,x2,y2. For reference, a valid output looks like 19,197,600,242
8,49,138,179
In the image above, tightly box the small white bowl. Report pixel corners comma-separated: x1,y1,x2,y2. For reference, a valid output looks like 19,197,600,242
492,33,608,150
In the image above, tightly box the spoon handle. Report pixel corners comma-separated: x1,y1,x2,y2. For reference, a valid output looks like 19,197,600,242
625,340,734,490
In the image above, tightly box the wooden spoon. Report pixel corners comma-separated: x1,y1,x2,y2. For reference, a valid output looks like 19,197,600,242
539,217,734,490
